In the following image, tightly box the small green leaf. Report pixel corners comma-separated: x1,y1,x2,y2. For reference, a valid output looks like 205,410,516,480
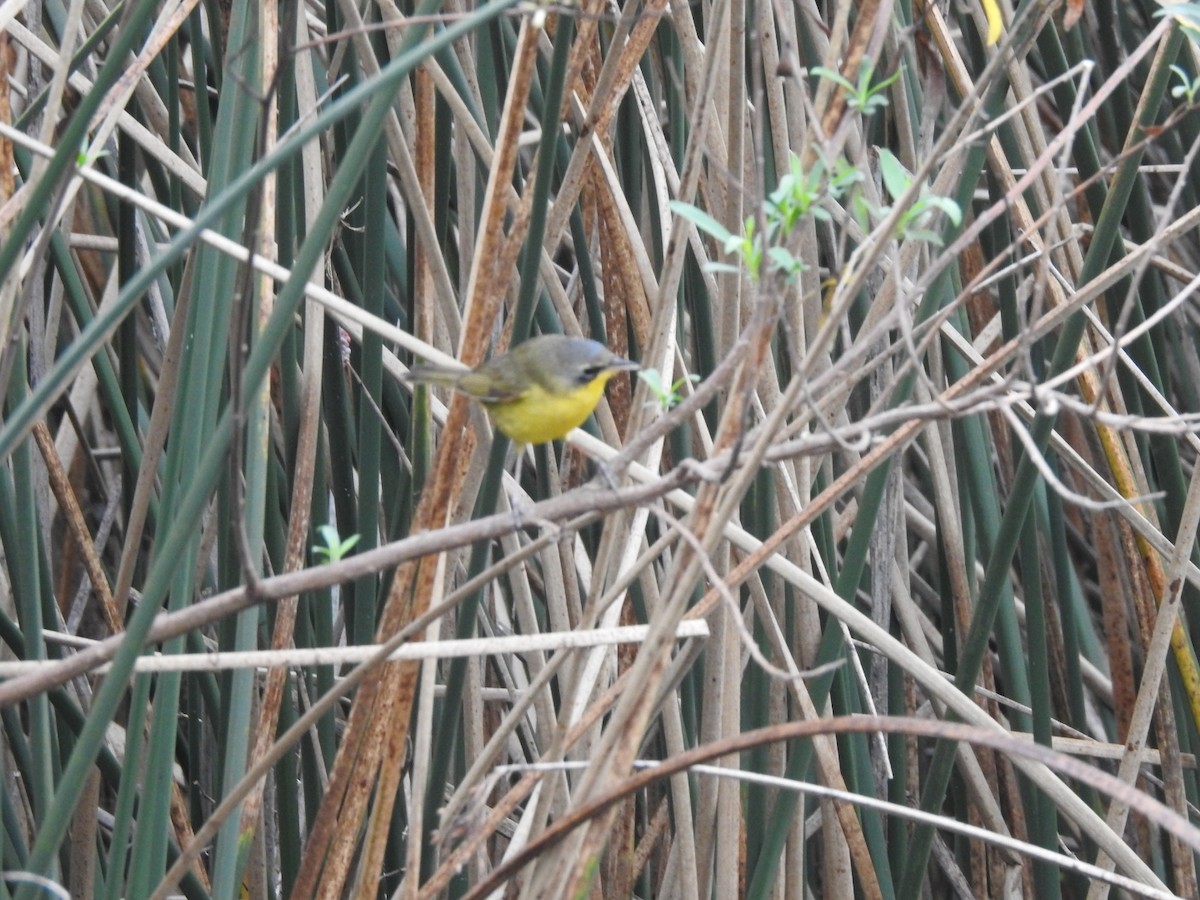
810,66,856,93
871,67,902,92
638,368,665,394
670,201,733,243
638,369,695,409
1157,2,1200,30
859,95,890,114
313,525,360,563
922,195,963,226
903,228,943,246
877,149,912,203
1170,64,1200,102
768,246,806,276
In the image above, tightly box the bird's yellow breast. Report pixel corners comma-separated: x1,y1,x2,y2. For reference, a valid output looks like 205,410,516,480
483,373,614,445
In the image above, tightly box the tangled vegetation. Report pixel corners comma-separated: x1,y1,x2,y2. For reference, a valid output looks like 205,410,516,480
3,0,1200,897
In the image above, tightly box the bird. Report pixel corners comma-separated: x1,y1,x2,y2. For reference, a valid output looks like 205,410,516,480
406,334,639,445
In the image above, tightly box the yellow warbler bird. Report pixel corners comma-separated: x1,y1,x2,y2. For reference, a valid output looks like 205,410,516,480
407,334,639,445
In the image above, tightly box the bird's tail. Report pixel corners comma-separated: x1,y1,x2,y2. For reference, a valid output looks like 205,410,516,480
406,364,463,389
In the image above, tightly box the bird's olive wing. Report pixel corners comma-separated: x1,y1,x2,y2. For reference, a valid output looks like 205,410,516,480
455,369,525,404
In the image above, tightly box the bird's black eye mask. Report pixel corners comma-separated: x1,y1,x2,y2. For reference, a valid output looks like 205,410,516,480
577,364,607,385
